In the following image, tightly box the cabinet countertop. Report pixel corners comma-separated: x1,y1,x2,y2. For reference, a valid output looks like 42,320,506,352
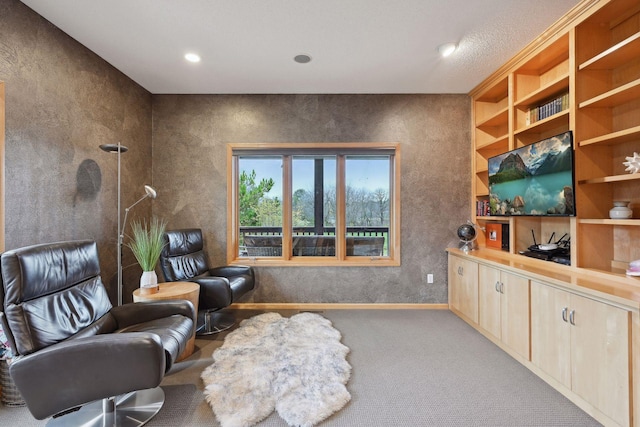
447,247,640,310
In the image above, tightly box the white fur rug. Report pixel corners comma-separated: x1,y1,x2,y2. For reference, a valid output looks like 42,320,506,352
201,312,352,427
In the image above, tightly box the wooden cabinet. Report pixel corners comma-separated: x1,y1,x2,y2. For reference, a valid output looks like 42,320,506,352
478,264,529,360
447,247,638,426
530,281,573,387
448,254,478,324
470,0,640,277
531,280,630,426
462,2,640,424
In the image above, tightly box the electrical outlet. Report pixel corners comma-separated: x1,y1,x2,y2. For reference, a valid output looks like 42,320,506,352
427,274,434,284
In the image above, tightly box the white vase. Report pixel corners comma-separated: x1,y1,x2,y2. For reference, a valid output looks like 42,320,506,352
609,201,632,219
140,270,158,290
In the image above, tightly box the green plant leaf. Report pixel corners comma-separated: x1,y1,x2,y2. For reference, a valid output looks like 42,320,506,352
127,216,167,271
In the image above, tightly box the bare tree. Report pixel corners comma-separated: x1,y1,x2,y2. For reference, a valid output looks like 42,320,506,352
373,188,389,225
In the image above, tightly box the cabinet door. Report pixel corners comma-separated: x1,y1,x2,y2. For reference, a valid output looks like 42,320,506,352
500,271,529,360
530,281,571,388
448,255,478,324
570,294,630,427
478,264,501,339
448,255,462,312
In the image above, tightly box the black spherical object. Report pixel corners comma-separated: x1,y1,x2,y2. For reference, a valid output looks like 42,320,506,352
457,222,477,252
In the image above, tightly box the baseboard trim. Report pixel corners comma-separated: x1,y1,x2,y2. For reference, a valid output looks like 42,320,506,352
229,302,449,310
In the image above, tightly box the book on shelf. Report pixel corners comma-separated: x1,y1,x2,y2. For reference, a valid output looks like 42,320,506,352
476,200,490,216
526,92,569,126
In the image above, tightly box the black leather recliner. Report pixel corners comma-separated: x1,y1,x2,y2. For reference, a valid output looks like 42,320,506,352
0,240,195,426
160,228,255,334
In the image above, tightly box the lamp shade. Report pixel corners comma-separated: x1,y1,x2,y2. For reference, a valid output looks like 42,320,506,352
99,144,129,153
144,185,157,199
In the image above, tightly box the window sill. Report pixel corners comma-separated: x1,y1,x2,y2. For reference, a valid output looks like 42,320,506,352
229,257,401,267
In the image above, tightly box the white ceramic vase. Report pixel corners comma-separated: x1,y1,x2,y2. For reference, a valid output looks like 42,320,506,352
140,270,159,289
609,201,632,219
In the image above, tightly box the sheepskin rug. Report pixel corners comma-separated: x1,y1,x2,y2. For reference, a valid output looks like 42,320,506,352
201,312,352,427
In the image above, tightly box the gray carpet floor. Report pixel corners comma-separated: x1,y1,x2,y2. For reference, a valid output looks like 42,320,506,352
0,309,601,426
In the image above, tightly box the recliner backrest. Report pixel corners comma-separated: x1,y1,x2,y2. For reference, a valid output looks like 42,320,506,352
0,240,113,356
160,229,210,281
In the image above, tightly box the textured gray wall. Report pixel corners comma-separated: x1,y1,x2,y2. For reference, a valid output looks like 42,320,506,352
0,0,152,303
152,95,471,303
2,0,471,305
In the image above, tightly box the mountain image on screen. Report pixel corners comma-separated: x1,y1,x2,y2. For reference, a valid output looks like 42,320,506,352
533,148,572,175
488,131,575,216
490,147,572,185
491,153,531,184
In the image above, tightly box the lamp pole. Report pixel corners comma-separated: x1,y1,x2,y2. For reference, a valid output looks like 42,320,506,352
101,144,158,306
100,142,128,306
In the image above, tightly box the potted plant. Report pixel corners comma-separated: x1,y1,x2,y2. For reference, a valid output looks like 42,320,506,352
127,216,167,294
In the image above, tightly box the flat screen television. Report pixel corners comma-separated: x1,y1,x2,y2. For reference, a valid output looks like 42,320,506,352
488,131,575,216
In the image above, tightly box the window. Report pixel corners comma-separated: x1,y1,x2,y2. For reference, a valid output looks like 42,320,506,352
227,143,400,266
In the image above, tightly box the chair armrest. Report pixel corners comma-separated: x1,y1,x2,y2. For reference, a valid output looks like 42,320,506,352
192,276,232,308
110,300,196,329
209,265,254,279
10,333,165,420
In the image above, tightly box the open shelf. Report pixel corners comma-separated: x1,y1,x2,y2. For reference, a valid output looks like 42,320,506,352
579,125,640,147
579,31,640,71
475,77,509,103
476,216,509,222
514,109,569,135
579,173,640,185
472,76,511,228
579,218,640,226
476,106,508,129
476,133,509,151
514,74,569,107
579,78,640,109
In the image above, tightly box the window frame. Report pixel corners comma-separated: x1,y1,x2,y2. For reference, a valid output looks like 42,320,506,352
227,142,401,266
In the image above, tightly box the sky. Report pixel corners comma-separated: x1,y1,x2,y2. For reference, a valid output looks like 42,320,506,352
239,156,390,198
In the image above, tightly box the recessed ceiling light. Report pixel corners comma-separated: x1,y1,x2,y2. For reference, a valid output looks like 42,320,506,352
438,43,458,57
185,53,201,63
294,54,312,64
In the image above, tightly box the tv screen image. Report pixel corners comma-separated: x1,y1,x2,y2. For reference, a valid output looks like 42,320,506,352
488,131,575,216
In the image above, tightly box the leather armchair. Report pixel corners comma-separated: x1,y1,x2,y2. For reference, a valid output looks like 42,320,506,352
160,229,255,334
0,240,195,425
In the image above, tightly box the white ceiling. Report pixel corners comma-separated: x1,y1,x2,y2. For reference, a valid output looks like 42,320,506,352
20,0,581,95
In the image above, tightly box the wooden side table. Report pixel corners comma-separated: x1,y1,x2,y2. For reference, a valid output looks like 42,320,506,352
133,281,200,362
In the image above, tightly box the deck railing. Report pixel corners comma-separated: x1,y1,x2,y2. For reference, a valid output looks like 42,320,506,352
238,226,389,256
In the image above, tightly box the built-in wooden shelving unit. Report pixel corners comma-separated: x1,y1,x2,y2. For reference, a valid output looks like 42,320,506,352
470,0,640,276
462,2,640,426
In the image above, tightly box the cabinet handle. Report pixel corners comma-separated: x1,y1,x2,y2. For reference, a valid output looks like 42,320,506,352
561,307,568,322
495,281,500,292
569,310,575,326
500,282,504,294
458,266,463,276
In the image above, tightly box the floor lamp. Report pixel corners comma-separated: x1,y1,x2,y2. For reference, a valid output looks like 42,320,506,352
100,143,127,306
100,144,158,306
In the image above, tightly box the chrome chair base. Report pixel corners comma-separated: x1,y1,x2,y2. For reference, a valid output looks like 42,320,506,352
47,387,164,427
197,310,235,335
